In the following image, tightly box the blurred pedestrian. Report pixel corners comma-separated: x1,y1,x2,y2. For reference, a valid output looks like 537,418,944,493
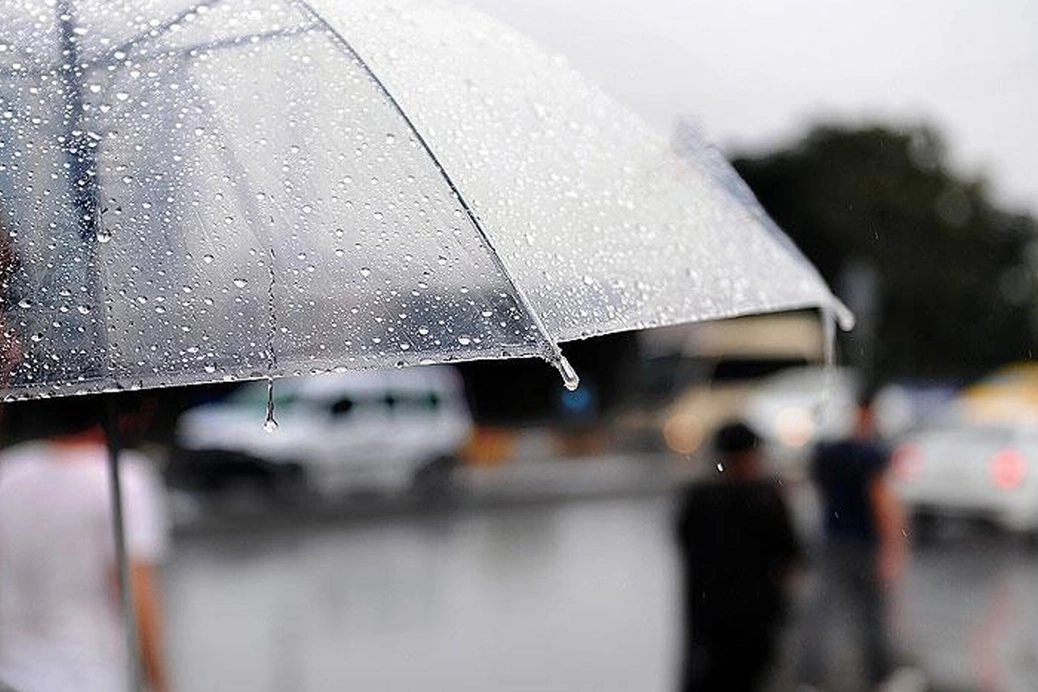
797,391,909,691
0,396,169,692
676,421,803,692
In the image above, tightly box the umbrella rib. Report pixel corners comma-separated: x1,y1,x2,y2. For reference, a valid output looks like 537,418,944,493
288,0,577,387
84,24,321,74
84,0,231,71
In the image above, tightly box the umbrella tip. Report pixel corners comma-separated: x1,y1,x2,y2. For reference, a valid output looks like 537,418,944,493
555,355,580,391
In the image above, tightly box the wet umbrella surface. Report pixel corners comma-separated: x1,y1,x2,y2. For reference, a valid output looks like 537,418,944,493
0,2,851,689
0,0,846,404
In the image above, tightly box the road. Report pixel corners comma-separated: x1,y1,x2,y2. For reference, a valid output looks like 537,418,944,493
163,485,1038,692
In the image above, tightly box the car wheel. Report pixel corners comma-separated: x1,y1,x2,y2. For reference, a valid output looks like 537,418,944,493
910,511,940,547
412,455,458,494
272,461,311,503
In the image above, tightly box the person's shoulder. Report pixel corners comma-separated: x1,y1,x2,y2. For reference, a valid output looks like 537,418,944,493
0,441,53,478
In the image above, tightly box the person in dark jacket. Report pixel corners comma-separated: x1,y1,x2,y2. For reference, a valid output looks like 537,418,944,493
676,421,802,692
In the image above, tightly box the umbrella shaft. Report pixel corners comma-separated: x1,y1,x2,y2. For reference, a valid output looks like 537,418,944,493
104,400,144,692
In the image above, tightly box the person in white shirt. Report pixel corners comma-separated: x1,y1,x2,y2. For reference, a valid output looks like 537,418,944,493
0,396,169,692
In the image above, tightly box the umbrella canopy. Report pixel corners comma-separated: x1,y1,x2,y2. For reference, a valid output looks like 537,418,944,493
0,0,847,401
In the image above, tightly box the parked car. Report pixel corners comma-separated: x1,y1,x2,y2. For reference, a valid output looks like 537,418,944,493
892,421,1038,538
891,363,1038,539
171,365,472,496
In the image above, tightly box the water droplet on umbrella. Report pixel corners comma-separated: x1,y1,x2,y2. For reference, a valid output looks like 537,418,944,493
385,133,397,144
77,305,90,314
233,278,248,288
457,336,471,346
359,267,371,278
202,254,215,264
96,228,112,243
17,299,31,309
115,92,129,101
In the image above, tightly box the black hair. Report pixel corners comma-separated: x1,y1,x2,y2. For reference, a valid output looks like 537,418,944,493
713,420,761,456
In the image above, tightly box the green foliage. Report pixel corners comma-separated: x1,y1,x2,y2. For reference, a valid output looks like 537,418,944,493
732,124,1038,381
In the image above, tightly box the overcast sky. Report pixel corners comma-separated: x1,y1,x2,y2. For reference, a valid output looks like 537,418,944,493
460,0,1038,214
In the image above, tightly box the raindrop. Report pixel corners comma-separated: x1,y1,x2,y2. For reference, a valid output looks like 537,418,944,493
233,278,248,288
17,298,31,309
716,462,725,473
30,333,42,343
76,305,90,315
385,133,397,145
457,336,471,346
556,355,580,391
115,92,129,101
359,267,371,278
264,378,279,433
202,254,215,264
96,228,112,244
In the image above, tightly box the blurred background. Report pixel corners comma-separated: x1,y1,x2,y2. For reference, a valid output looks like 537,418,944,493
3,1,1038,691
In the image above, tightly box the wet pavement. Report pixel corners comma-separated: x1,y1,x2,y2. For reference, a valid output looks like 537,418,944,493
163,462,1038,692
164,495,680,692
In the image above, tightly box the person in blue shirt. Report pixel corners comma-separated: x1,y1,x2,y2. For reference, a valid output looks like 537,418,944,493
797,392,908,690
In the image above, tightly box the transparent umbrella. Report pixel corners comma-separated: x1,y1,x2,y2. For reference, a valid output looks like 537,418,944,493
0,0,850,688
0,0,849,405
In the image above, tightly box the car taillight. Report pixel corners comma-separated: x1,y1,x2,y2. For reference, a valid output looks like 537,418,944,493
990,449,1027,489
891,444,923,480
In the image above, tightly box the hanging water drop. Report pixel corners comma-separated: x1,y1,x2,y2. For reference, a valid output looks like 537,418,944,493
555,354,580,391
264,378,279,433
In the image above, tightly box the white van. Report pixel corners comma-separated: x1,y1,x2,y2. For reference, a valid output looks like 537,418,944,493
173,366,472,495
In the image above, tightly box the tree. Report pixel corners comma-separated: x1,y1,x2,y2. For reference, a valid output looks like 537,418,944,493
732,124,1038,382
